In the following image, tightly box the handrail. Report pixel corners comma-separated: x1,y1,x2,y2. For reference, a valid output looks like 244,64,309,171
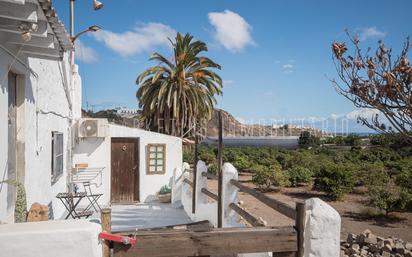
230,179,296,220
183,178,193,187
113,226,298,257
229,203,265,227
201,188,218,201
201,172,218,180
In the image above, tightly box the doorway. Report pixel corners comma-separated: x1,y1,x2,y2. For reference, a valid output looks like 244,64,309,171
110,138,139,203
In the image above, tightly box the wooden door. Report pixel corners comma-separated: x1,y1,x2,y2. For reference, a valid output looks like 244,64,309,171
7,72,17,211
111,138,139,203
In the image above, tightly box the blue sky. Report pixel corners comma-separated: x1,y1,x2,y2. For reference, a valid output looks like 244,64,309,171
53,0,411,127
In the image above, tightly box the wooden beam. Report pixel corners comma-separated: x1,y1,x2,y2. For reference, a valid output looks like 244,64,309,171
7,32,56,48
295,201,306,257
101,208,112,257
201,171,218,180
201,188,218,201
114,226,297,257
0,0,26,5
229,203,265,227
0,18,48,37
183,178,193,188
19,44,62,59
0,1,38,23
217,110,223,228
230,179,296,220
117,220,213,235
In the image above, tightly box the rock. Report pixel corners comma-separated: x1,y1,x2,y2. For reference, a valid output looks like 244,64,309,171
381,251,391,257
377,236,385,243
384,238,395,247
27,202,48,222
405,251,412,257
395,242,405,254
364,235,378,245
406,243,412,251
360,249,369,256
347,233,357,244
369,244,380,254
382,244,392,252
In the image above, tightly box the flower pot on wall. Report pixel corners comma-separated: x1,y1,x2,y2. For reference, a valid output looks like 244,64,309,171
158,193,171,203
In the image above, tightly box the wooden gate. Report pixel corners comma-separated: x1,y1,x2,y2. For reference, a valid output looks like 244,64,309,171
111,138,139,203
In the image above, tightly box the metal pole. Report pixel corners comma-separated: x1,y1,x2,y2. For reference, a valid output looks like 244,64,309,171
217,110,223,228
69,0,75,68
192,127,198,214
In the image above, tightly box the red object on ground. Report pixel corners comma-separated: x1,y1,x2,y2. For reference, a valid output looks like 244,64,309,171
98,232,137,246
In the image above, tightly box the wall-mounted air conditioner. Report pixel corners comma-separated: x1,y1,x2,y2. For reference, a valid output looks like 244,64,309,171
77,118,108,138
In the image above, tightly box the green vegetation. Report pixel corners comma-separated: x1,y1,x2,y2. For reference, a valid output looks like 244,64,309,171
136,33,223,137
183,136,412,211
159,185,172,195
287,166,313,187
252,164,290,191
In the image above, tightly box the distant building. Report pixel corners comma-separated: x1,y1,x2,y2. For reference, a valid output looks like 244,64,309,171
116,107,140,115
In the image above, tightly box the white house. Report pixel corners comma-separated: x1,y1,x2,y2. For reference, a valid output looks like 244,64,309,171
0,0,182,223
0,0,78,222
73,123,182,204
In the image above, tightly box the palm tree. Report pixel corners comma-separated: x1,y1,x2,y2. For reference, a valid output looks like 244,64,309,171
136,33,223,137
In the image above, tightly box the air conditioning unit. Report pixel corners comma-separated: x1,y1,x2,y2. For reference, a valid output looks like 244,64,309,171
78,118,108,138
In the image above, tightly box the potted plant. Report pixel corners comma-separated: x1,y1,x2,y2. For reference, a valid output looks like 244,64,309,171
157,185,172,203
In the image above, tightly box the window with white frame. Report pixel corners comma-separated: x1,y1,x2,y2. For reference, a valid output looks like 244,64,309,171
51,132,64,184
146,144,166,174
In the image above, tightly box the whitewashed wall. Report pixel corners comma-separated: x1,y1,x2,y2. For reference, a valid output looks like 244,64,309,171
0,46,79,222
174,161,241,227
73,124,183,205
0,220,102,257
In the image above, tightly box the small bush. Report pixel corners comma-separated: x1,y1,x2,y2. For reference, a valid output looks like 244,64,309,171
208,162,218,175
367,180,408,216
159,185,171,195
299,131,320,147
314,163,355,200
252,164,289,191
287,166,313,187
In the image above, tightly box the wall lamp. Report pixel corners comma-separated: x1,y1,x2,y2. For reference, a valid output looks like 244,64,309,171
71,25,101,43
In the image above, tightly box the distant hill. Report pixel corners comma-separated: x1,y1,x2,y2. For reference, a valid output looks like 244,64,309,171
82,108,321,137
206,109,321,137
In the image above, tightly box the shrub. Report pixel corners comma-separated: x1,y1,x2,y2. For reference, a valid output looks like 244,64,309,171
159,185,171,195
199,151,216,165
314,163,355,200
344,134,362,146
208,162,218,175
299,131,320,147
183,150,194,163
287,166,313,186
252,164,289,191
367,180,407,216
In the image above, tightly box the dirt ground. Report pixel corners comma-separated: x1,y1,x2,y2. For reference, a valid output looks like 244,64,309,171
207,173,412,242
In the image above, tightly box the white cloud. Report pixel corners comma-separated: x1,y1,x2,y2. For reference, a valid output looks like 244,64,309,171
92,22,176,57
208,10,254,52
282,64,293,69
357,27,386,41
75,40,98,63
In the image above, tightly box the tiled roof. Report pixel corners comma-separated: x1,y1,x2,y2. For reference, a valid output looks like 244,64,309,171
38,0,72,51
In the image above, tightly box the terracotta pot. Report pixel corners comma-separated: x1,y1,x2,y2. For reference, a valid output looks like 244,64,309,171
158,193,171,203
